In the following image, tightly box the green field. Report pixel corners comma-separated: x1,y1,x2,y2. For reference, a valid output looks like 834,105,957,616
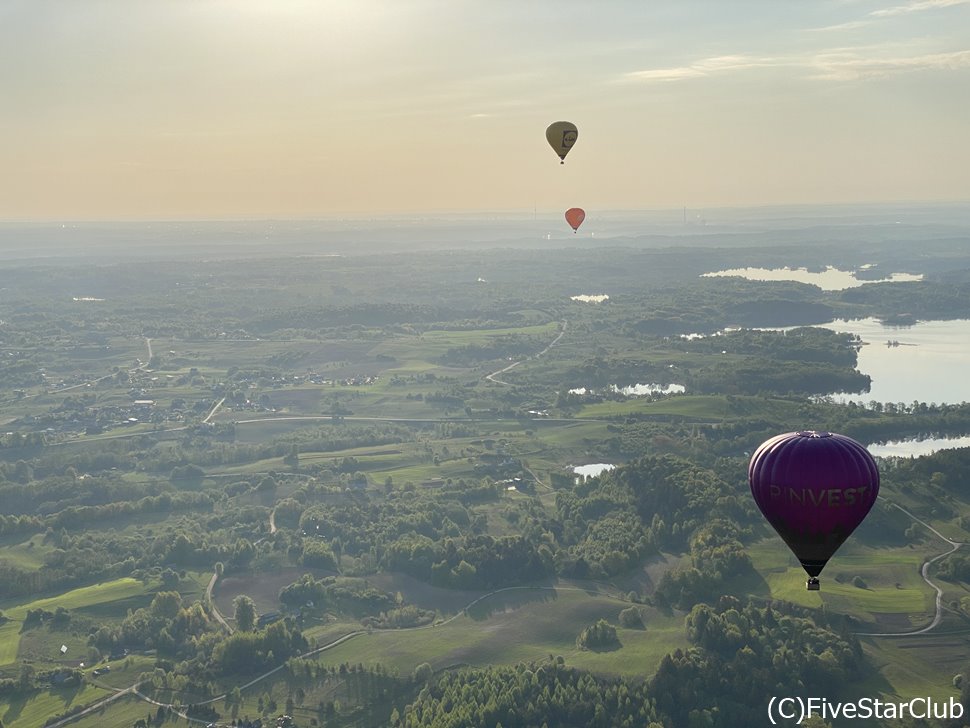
208,423,577,489
0,657,175,728
0,572,205,667
0,683,111,728
0,574,210,728
0,622,21,666
0,535,52,570
745,531,970,703
745,539,935,624
2,578,148,618
861,637,969,702
307,586,684,679
78,584,681,728
576,394,803,421
0,579,151,670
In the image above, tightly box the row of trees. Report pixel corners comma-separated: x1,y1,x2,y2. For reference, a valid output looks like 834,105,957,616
397,660,662,728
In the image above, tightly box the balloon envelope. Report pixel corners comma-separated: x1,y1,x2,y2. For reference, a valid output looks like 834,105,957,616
748,431,879,579
546,121,578,163
565,207,585,232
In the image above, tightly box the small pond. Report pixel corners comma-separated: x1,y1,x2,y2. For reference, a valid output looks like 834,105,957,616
573,463,615,478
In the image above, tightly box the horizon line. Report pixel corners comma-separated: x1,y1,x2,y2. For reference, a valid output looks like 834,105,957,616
1,199,970,225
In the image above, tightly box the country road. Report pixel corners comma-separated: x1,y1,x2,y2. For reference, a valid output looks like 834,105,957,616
60,582,624,725
203,396,226,423
206,572,234,634
857,497,964,638
43,684,141,728
486,319,567,386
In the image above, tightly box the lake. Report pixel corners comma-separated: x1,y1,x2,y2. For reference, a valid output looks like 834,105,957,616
868,435,970,458
813,318,970,404
701,265,923,291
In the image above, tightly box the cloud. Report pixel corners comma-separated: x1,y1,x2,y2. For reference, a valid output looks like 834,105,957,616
806,19,874,32
622,67,706,82
808,0,967,31
615,40,970,83
693,55,778,72
620,55,780,83
811,48,970,79
871,0,970,16
621,47,970,85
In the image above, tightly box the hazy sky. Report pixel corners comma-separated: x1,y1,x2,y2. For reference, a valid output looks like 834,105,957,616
2,0,969,219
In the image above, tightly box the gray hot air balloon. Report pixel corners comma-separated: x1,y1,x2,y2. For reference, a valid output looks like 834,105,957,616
546,121,578,164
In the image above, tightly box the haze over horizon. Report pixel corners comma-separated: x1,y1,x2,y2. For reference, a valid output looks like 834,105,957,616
2,0,969,221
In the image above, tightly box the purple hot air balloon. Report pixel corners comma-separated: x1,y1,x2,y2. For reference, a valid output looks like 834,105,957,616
749,430,879,591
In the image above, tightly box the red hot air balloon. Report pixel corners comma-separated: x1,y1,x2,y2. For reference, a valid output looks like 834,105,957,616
748,430,879,591
565,207,585,233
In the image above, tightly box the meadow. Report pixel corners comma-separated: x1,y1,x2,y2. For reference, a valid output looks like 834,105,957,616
302,586,684,678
